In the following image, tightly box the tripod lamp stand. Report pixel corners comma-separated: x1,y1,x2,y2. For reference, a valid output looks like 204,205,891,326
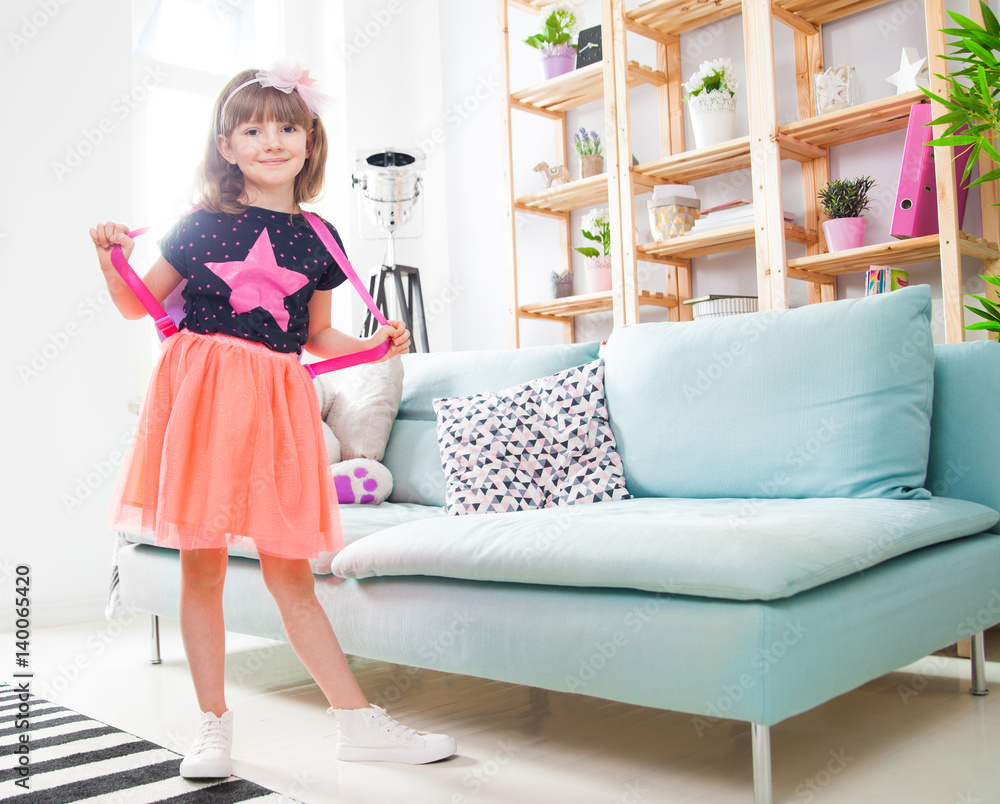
351,148,429,352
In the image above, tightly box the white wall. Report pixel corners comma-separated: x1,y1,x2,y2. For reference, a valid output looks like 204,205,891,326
2,0,139,625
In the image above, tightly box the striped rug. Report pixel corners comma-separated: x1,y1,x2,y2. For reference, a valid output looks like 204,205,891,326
0,683,296,803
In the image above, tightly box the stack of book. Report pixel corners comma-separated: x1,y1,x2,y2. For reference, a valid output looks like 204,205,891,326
688,199,794,234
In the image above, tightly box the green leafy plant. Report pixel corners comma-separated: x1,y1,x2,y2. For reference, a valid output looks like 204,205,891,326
921,0,1000,190
524,4,579,51
682,58,739,100
817,176,876,219
573,207,610,258
965,274,1000,331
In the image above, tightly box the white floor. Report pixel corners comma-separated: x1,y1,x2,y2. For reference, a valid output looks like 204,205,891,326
5,616,1000,803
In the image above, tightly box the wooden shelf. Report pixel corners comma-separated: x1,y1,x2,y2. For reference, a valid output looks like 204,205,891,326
787,231,1000,276
516,172,657,215
520,289,678,320
626,0,895,37
782,90,925,149
636,133,826,184
639,221,818,261
776,0,895,25
512,61,666,115
626,0,743,37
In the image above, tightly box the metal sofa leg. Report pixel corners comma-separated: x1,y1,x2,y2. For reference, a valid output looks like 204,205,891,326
971,630,988,696
150,615,162,665
752,723,773,804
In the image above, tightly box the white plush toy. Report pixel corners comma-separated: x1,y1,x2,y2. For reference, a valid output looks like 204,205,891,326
313,356,403,505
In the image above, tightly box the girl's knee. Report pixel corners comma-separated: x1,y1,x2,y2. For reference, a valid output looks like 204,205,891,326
259,555,314,600
180,547,228,591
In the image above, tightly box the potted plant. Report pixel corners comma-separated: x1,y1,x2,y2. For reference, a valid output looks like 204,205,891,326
524,3,580,81
921,0,1000,331
574,128,604,179
922,0,1000,193
574,207,612,292
682,58,740,149
818,175,876,251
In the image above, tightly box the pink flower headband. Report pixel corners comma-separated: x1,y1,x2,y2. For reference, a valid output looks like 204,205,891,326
220,61,329,121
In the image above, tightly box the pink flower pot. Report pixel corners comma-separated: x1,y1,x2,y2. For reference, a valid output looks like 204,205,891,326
542,46,576,80
585,254,613,293
822,217,866,252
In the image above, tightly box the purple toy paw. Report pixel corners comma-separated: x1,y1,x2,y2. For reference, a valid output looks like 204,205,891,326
331,459,392,505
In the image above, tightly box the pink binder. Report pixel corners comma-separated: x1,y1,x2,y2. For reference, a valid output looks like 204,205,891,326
891,103,972,239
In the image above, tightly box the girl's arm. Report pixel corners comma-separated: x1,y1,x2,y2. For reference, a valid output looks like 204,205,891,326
306,289,411,360
90,221,184,320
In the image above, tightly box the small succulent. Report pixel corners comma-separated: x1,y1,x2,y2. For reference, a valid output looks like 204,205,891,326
817,176,876,219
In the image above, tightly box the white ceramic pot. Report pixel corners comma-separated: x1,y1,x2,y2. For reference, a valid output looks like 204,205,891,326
688,90,737,149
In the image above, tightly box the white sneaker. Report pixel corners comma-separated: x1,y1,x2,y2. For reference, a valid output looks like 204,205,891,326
179,710,233,778
329,704,456,764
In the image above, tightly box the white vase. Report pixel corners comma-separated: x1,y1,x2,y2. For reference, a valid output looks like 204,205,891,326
688,90,737,149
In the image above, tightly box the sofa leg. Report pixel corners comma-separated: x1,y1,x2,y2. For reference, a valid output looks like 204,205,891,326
971,630,988,696
150,615,162,665
752,723,772,804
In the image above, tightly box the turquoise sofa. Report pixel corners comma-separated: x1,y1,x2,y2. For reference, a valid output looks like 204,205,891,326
115,285,1000,803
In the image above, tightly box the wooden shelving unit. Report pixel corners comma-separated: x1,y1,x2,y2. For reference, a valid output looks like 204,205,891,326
498,0,1000,346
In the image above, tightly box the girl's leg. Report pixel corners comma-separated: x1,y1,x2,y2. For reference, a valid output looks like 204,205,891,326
179,547,229,716
257,553,369,710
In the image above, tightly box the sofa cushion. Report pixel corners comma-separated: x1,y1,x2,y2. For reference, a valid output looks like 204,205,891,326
382,342,601,507
120,501,443,574
432,360,630,514
604,285,934,500
331,496,999,600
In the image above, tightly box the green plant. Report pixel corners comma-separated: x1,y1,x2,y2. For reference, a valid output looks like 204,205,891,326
682,58,739,100
574,128,603,156
921,0,1000,190
965,274,1000,332
573,207,611,257
817,176,876,219
524,4,579,51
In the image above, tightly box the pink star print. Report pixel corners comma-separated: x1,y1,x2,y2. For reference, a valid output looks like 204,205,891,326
204,229,308,331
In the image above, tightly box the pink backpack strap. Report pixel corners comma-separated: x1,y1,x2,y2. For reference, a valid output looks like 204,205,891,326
300,212,390,377
110,224,179,341
108,209,393,374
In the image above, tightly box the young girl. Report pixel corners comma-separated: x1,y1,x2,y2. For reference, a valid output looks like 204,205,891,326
90,63,456,777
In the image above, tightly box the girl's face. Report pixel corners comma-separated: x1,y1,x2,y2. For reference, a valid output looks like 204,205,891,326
216,119,314,204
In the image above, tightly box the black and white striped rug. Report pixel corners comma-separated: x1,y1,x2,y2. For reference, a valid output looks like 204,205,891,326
0,683,296,802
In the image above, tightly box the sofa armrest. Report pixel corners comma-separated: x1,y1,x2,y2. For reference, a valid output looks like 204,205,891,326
929,341,1000,532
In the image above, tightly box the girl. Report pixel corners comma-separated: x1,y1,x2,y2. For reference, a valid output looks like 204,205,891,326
90,63,456,777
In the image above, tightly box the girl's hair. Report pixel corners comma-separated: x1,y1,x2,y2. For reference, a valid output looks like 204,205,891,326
196,69,329,214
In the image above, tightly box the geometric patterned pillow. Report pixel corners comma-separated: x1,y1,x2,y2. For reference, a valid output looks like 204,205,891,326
432,359,631,515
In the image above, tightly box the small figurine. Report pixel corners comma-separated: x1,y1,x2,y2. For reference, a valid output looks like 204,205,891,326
533,161,571,189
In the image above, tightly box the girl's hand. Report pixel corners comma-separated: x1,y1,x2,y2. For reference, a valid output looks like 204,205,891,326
374,320,411,359
90,221,135,273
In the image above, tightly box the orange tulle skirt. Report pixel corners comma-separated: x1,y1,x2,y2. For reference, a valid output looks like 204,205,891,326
108,331,343,559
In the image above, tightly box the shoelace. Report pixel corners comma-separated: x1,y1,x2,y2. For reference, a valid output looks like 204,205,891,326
368,705,418,742
190,717,230,755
